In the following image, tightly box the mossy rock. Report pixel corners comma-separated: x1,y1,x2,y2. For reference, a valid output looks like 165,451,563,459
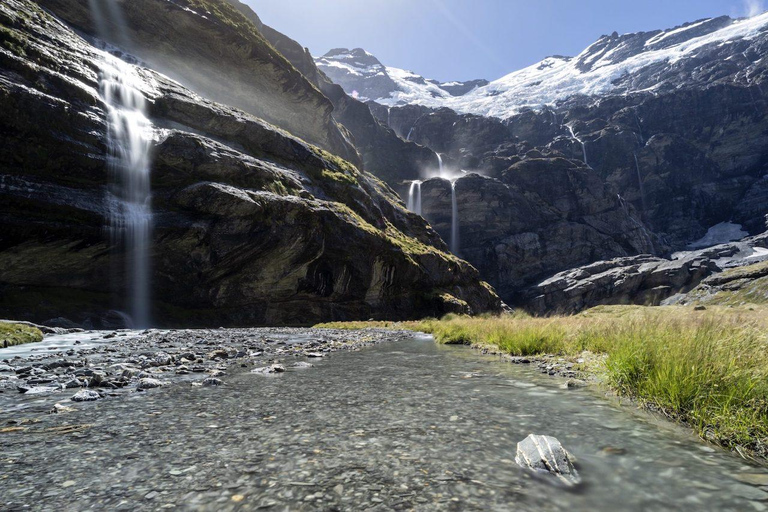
0,322,43,348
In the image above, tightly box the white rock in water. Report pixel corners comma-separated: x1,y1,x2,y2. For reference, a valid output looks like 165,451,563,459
71,389,101,402
515,434,580,487
251,364,286,375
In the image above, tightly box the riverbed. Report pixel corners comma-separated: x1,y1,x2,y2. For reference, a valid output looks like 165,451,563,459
1,330,767,511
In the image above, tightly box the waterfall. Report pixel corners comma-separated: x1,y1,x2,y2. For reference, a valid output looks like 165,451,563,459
450,181,460,255
406,126,414,141
634,153,648,213
436,153,444,175
386,107,391,128
87,0,130,47
407,181,422,215
617,194,653,251
567,125,588,165
100,54,153,328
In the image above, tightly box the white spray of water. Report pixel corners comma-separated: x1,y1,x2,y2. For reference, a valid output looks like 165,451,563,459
450,180,460,255
406,180,423,215
567,124,588,165
744,0,765,18
436,152,444,174
100,54,153,328
406,126,415,141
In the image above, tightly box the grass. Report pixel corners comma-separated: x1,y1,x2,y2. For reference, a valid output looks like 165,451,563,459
0,322,43,348
317,305,768,460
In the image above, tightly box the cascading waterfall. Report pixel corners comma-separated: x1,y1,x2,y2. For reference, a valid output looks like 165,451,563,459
406,181,422,215
450,180,460,255
406,125,415,141
567,125,588,165
436,152,444,175
100,54,153,328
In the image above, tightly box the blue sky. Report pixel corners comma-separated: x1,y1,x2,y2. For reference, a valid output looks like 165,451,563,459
246,0,766,82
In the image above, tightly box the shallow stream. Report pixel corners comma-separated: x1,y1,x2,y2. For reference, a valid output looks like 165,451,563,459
2,332,767,511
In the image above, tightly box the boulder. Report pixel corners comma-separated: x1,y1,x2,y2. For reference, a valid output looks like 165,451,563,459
515,434,580,487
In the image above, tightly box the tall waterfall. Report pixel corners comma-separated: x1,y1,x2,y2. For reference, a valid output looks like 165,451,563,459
567,125,588,165
436,153,444,175
407,181,422,215
100,54,153,328
450,181,460,255
634,153,648,213
406,126,414,141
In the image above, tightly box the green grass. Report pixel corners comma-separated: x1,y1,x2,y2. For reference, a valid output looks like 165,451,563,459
317,305,768,460
0,322,43,348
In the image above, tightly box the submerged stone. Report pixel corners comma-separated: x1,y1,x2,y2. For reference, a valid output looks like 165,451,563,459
515,434,581,487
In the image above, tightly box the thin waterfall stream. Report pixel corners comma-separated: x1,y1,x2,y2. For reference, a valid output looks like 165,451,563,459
568,124,588,165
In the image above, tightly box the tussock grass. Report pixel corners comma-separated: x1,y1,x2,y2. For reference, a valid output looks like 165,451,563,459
0,322,43,348
318,305,768,459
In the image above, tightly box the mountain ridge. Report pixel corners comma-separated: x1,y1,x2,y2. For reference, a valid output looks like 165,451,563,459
316,12,768,118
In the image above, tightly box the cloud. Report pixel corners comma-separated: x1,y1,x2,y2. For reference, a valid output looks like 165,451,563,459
744,0,766,17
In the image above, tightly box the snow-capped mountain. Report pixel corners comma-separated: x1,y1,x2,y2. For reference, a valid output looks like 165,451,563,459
315,48,488,103
318,14,768,119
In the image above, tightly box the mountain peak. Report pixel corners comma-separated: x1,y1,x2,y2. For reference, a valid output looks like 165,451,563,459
315,48,488,103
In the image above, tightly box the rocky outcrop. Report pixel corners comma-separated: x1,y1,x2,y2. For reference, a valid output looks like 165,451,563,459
524,235,768,314
0,0,501,327
220,0,440,184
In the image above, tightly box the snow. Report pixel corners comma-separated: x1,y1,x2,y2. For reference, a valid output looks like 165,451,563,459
344,12,768,118
686,222,749,249
383,66,451,104
644,19,711,47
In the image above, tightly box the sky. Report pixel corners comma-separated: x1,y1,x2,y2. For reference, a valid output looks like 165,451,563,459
245,0,766,82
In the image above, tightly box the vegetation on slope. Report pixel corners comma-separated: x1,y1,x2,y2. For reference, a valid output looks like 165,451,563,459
317,305,768,460
0,322,43,347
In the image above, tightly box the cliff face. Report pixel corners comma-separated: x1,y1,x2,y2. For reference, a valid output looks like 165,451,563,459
0,0,501,327
35,0,360,166
219,0,441,184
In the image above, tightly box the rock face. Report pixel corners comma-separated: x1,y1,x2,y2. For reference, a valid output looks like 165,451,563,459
0,0,501,326
321,17,768,308
35,0,360,166
226,3,440,184
525,235,768,314
417,161,655,299
515,434,580,487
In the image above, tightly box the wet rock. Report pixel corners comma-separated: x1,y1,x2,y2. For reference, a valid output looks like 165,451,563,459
50,403,76,414
71,389,101,402
137,378,167,390
291,362,314,369
62,377,84,389
152,352,173,366
202,377,224,386
251,364,286,375
515,434,581,487
207,349,229,360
